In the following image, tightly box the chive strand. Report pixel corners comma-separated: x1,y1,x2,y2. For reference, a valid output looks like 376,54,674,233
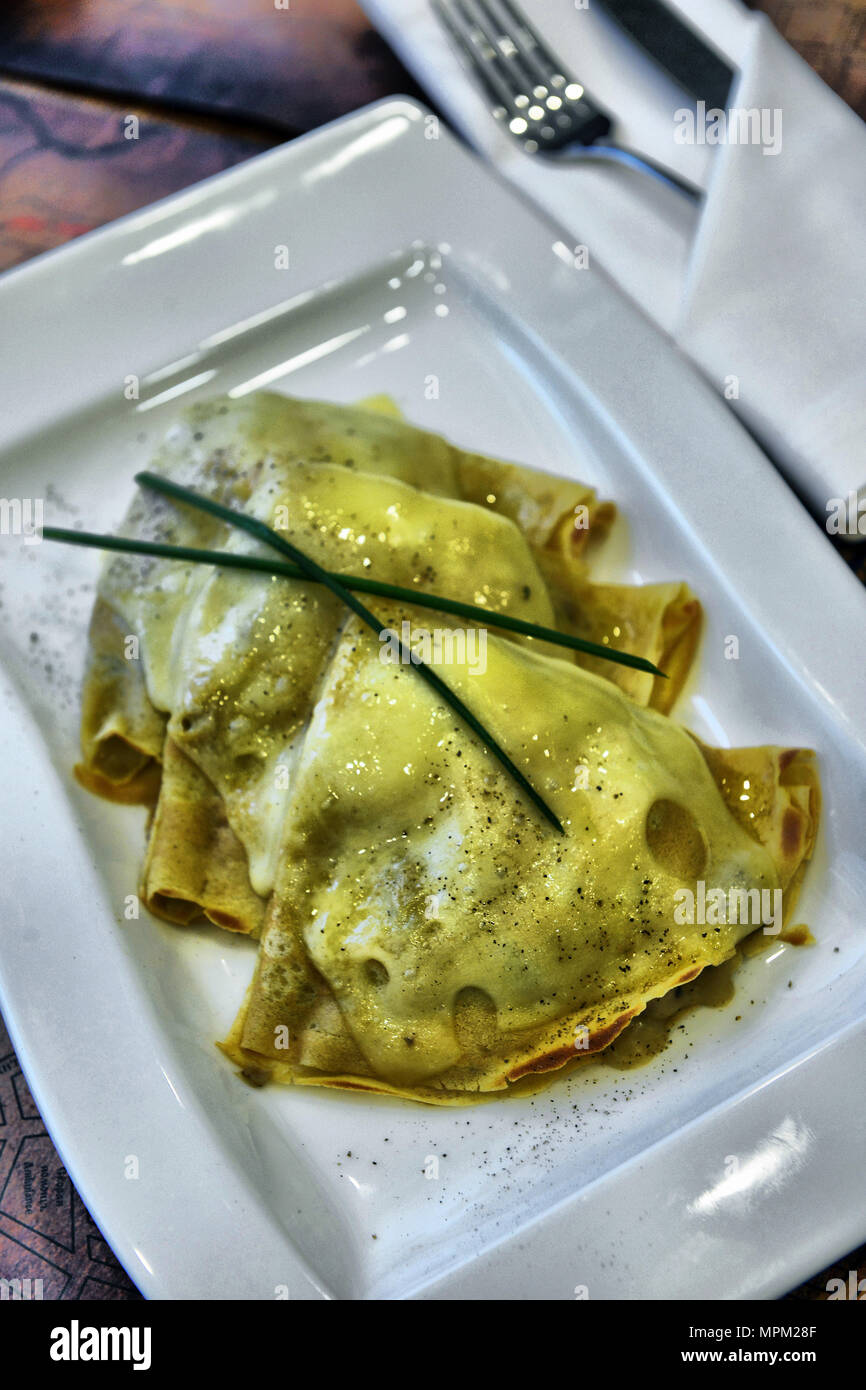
42,526,665,680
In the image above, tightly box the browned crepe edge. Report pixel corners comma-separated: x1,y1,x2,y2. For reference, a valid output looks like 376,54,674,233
652,587,703,714
456,454,616,565
536,564,703,711
696,743,821,903
75,598,167,802
141,738,266,937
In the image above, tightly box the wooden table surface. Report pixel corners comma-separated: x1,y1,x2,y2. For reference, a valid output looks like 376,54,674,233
0,0,863,1303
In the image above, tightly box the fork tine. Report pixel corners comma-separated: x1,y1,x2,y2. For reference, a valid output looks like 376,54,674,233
437,0,563,146
484,0,570,92
473,0,585,141
462,0,540,103
432,0,526,123
435,0,610,150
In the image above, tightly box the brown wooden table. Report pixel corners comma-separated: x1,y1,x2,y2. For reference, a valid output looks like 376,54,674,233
0,0,863,1303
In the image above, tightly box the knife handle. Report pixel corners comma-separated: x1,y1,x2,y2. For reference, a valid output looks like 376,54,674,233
597,0,734,111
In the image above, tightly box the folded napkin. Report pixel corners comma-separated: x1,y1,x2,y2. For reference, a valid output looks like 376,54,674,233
362,0,866,527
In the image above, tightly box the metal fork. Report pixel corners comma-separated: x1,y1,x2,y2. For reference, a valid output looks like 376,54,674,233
433,0,700,198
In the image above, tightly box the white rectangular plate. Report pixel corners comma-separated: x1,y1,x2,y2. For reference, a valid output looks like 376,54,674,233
0,99,864,1301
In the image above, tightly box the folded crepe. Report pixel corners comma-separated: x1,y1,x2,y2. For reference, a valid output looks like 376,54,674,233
538,559,702,713
76,391,612,795
77,598,166,804
76,393,700,935
141,737,268,936
219,616,819,1104
71,393,818,1106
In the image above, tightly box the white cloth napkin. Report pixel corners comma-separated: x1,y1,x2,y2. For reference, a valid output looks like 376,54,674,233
362,0,866,524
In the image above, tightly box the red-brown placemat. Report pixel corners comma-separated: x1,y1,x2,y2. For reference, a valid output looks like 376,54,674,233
0,1013,141,1299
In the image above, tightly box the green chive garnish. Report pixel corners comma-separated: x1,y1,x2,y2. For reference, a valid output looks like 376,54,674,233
133,472,565,834
42,529,666,679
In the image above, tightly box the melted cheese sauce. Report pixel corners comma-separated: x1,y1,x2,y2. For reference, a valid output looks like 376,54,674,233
270,623,780,1085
